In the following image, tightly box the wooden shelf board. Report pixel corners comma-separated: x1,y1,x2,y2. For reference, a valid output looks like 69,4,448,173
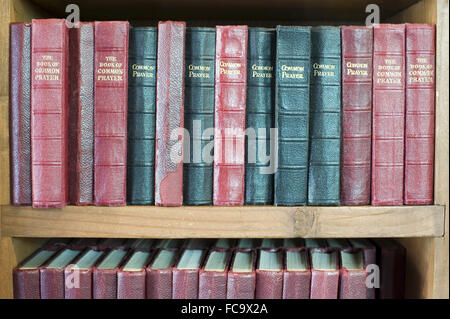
1,205,444,238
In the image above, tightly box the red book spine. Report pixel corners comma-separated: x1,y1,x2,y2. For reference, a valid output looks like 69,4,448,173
154,21,186,206
31,19,69,208
64,269,93,299
93,269,118,299
9,23,32,205
13,269,40,299
339,268,367,299
404,24,436,205
40,268,65,299
198,271,228,299
282,271,311,299
68,23,95,205
341,26,373,205
172,268,200,299
94,21,129,206
310,270,339,299
372,24,406,205
255,270,283,299
117,270,146,299
214,26,248,206
226,272,255,299
146,268,173,299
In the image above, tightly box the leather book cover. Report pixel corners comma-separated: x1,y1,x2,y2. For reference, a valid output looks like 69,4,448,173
282,247,311,299
92,249,129,299
146,248,180,299
155,21,186,206
31,19,69,208
255,249,283,299
199,249,232,299
226,249,256,299
127,27,157,205
245,27,275,205
274,26,311,205
349,238,376,299
13,248,59,299
94,21,129,206
68,22,95,205
308,26,341,205
341,26,373,205
117,249,154,299
9,23,31,205
310,248,339,299
172,249,207,299
214,25,248,206
184,27,215,205
404,24,436,205
372,24,406,205
339,248,367,299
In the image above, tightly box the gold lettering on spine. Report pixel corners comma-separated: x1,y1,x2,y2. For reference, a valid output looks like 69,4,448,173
132,64,155,78
408,57,433,83
376,58,402,84
188,64,211,78
251,64,273,78
34,55,60,81
346,61,369,76
97,56,124,81
219,61,241,75
281,64,304,79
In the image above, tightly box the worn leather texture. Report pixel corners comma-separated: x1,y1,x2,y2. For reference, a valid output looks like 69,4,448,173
127,27,157,205
155,21,186,206
339,268,367,299
68,23,94,205
94,21,129,206
349,240,376,299
274,26,311,205
172,268,200,299
282,247,311,299
308,26,341,205
341,26,373,205
245,28,275,205
93,268,119,299
64,268,94,299
117,270,147,299
198,249,231,299
226,250,256,299
255,270,283,299
404,24,435,205
40,268,65,299
213,26,248,206
372,24,406,205
310,248,339,299
9,23,31,206
146,268,173,299
184,27,215,205
31,19,69,208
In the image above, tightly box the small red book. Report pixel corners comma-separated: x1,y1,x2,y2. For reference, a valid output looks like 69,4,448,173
154,21,186,206
309,248,339,299
146,247,181,299
404,24,436,205
227,249,256,299
282,247,311,299
31,19,69,208
339,248,367,299
255,249,283,299
172,249,207,299
214,26,248,206
117,249,154,299
199,249,232,299
372,24,406,205
94,21,129,206
93,248,129,299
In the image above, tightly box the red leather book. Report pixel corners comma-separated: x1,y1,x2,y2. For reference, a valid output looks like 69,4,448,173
339,248,367,299
199,249,232,299
31,19,69,208
94,21,129,206
93,248,129,299
117,249,154,299
405,24,436,205
9,23,31,205
348,238,377,299
372,24,406,205
154,21,186,206
13,248,59,299
282,247,311,299
341,26,373,205
309,248,339,299
214,26,248,206
64,249,105,299
68,22,95,205
172,249,207,299
255,249,283,299
146,248,180,299
226,249,256,299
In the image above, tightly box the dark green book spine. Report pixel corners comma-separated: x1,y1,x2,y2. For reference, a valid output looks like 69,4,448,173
183,27,215,205
274,26,311,206
127,27,157,204
308,26,341,205
245,28,275,205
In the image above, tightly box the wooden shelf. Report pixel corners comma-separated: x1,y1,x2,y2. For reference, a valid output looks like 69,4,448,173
1,205,444,238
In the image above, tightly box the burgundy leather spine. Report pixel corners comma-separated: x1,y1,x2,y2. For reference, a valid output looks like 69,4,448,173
94,21,129,206
310,249,339,299
68,23,95,205
172,269,200,299
226,250,256,299
404,24,436,205
154,21,186,206
13,269,40,299
372,24,406,205
93,268,119,299
213,26,248,206
64,268,93,299
31,19,69,208
198,250,231,299
255,269,283,299
339,268,367,299
282,248,311,299
40,268,65,299
117,270,146,299
146,268,173,299
9,23,32,205
341,26,373,205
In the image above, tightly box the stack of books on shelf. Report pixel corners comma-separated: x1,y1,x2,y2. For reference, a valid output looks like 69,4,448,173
13,237,407,299
9,20,436,207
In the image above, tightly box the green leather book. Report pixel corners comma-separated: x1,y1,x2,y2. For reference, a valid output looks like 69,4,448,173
245,28,275,205
127,27,157,204
308,26,341,205
183,27,215,205
274,26,311,206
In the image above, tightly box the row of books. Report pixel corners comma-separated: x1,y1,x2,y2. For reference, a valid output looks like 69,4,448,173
13,237,406,299
9,20,435,207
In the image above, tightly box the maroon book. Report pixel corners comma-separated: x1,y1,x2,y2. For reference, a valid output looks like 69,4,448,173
282,247,311,299
146,248,180,299
309,248,339,299
9,22,31,205
117,249,154,299
94,21,129,206
199,249,232,299
341,26,373,205
339,248,367,299
31,19,69,208
68,22,95,205
227,249,256,299
154,21,186,206
404,24,436,205
93,248,129,299
348,238,377,299
255,249,283,299
213,26,248,206
172,249,207,299
372,24,406,205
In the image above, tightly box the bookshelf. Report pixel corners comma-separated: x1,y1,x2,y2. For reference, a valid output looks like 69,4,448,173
0,0,448,299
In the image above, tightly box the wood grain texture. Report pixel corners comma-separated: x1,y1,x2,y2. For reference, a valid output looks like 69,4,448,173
1,205,444,239
0,97,9,206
